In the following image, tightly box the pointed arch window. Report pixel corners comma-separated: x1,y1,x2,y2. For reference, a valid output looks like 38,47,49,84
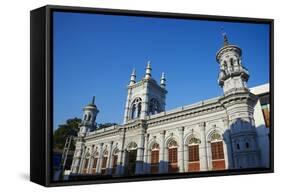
137,102,142,118
149,98,160,115
210,132,225,170
91,151,99,174
167,139,178,173
131,104,136,119
87,114,91,121
130,97,142,119
188,137,201,172
83,152,90,174
101,150,108,174
150,143,160,173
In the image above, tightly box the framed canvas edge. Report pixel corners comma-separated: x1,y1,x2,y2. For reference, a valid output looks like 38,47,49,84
30,4,274,187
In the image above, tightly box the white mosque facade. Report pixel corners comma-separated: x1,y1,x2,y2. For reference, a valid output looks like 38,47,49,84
70,35,270,176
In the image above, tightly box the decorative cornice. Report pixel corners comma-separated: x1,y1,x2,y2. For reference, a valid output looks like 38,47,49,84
216,45,242,63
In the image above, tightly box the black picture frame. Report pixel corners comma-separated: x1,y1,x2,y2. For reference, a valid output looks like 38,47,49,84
30,5,274,187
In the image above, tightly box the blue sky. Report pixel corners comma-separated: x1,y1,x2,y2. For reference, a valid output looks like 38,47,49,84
53,11,270,129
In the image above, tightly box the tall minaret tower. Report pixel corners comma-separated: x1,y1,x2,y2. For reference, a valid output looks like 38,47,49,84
216,32,250,95
78,96,99,137
123,61,167,124
71,96,99,174
216,32,261,169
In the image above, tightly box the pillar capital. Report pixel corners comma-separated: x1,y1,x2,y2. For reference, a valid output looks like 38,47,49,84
160,130,166,135
178,126,185,132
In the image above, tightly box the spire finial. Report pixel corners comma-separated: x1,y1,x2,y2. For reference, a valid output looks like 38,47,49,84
129,68,136,85
92,96,96,104
144,60,152,79
160,72,166,88
221,27,229,46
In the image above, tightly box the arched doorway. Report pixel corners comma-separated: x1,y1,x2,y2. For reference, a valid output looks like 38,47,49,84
126,142,138,176
187,137,201,172
150,143,160,173
210,132,225,170
167,140,178,173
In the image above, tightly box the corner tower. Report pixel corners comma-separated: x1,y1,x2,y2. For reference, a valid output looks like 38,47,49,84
123,61,167,124
78,96,99,137
216,32,261,169
216,32,249,95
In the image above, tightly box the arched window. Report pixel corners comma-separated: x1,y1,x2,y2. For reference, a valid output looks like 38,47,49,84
237,143,240,150
168,139,178,173
245,142,250,149
149,98,160,115
84,114,87,121
87,114,91,121
230,58,235,72
112,149,119,175
91,151,99,174
150,143,160,173
101,150,108,174
137,102,142,117
131,98,142,119
210,132,225,170
131,104,136,119
188,137,201,172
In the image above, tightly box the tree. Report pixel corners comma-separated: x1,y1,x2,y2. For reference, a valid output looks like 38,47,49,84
53,117,81,150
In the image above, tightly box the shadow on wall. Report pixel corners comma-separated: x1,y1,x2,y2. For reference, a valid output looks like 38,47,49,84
222,118,270,169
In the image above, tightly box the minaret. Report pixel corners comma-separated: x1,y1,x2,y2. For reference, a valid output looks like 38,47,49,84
216,31,249,95
78,96,99,137
217,31,261,169
144,61,152,79
129,69,136,85
160,72,166,89
71,96,99,174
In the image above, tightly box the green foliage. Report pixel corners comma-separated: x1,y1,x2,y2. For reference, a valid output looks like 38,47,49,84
53,117,81,150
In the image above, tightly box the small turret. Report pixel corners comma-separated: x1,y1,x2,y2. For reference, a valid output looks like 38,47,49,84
144,61,152,79
160,72,166,89
78,96,99,137
129,69,136,85
216,30,249,94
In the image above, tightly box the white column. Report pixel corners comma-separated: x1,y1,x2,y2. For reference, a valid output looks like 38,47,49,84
159,131,166,173
199,123,208,171
121,149,127,175
71,144,83,174
136,129,145,174
87,145,95,174
140,88,149,119
78,146,86,174
178,127,185,172
116,128,126,175
143,134,149,174
164,147,169,172
147,150,151,172
106,141,114,175
116,149,123,175
96,143,104,174
123,88,132,123
184,144,188,172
